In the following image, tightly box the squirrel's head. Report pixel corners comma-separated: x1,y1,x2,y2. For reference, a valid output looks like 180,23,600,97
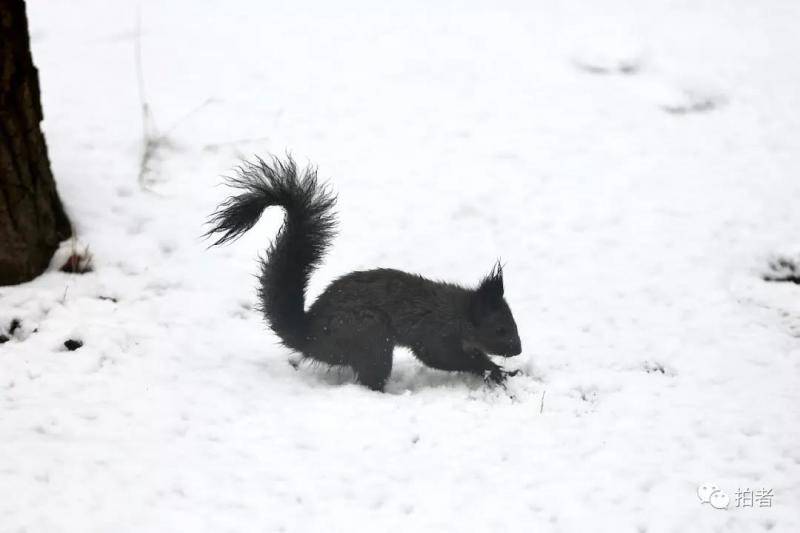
469,262,522,357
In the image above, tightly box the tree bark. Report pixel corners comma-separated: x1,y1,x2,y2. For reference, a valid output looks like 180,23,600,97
0,0,71,285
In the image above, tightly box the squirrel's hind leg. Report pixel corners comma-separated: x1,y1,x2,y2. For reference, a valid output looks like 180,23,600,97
307,309,395,391
352,342,393,391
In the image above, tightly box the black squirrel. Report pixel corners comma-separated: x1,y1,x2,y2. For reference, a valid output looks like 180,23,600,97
207,155,522,391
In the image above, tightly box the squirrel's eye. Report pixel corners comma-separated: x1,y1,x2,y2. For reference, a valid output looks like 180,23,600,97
495,327,507,336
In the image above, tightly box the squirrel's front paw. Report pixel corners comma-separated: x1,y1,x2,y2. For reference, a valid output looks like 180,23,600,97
484,367,519,385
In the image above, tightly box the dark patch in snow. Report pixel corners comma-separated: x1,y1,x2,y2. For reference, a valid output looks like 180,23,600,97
574,59,642,75
98,295,118,303
0,319,22,344
64,339,83,351
645,362,664,374
763,256,800,284
61,249,94,273
642,361,675,377
576,387,598,403
662,91,724,115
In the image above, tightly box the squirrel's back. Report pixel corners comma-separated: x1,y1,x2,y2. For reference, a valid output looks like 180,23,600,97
307,268,471,341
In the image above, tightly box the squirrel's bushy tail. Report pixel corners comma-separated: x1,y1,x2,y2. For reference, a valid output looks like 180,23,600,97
206,155,337,350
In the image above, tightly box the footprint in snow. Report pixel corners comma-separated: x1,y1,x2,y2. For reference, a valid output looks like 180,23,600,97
572,31,727,115
571,27,648,75
642,360,675,376
760,254,800,337
657,84,726,115
762,255,800,285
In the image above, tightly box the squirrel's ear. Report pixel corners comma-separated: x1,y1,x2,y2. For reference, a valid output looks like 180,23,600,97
477,261,504,298
471,262,504,324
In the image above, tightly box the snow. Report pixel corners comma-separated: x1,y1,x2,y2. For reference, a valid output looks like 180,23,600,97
2,0,800,531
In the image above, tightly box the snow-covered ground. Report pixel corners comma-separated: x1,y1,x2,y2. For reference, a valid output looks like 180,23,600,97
2,0,800,531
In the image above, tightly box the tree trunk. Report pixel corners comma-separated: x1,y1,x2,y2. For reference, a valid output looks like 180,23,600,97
0,0,71,285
